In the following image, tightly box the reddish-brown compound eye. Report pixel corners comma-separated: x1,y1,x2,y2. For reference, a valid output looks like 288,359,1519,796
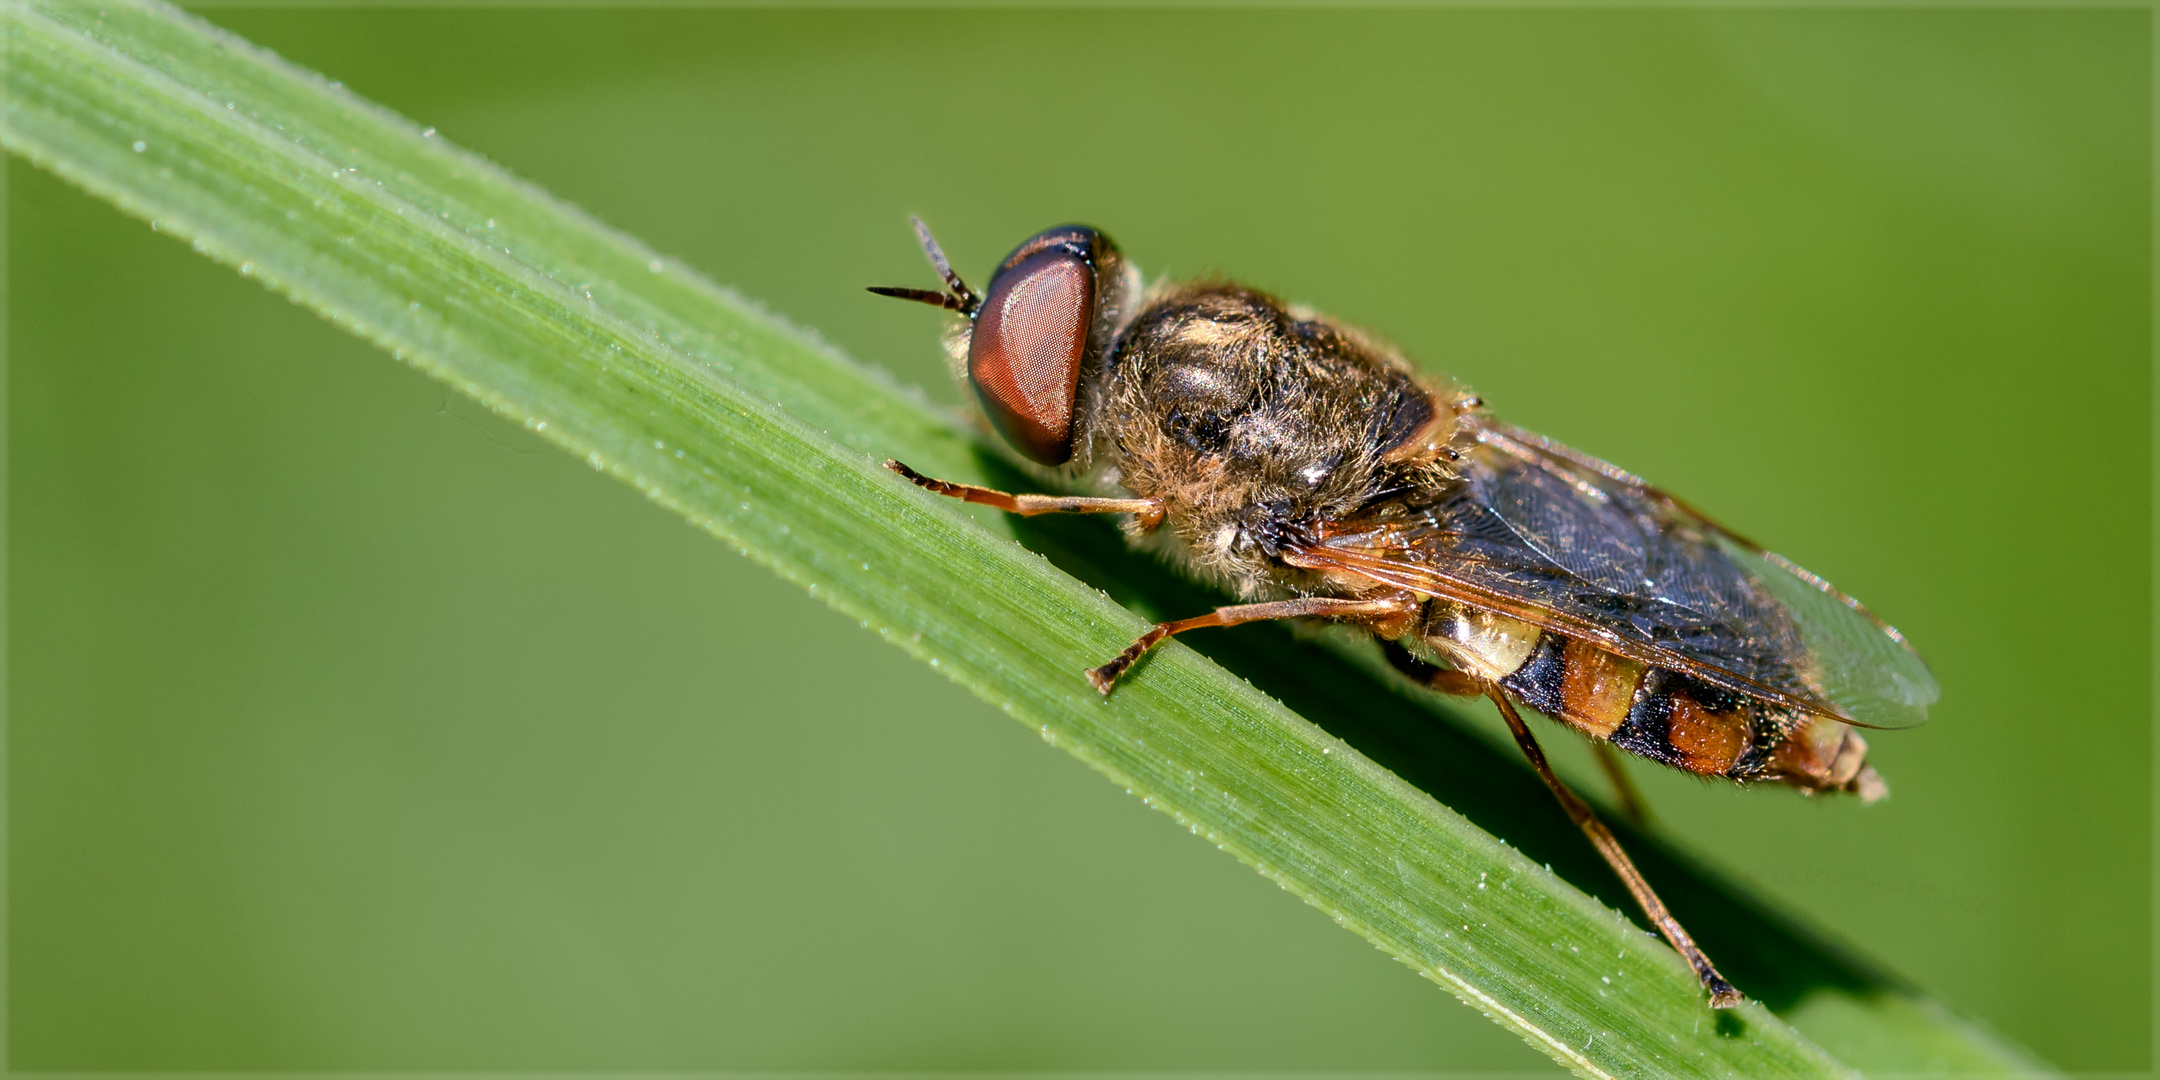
967,228,1106,465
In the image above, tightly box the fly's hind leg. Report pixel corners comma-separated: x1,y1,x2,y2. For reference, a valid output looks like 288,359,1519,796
1481,684,1742,1009
1386,643,1722,1003
1592,742,1656,831
1381,640,1484,697
1389,643,1660,831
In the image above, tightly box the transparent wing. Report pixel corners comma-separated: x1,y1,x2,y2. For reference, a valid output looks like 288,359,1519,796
1290,421,1936,729
1717,542,1939,730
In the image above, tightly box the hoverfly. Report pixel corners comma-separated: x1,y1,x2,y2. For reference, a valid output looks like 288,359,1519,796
870,219,1938,1008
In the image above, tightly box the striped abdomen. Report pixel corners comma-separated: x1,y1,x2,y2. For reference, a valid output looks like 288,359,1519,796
1414,600,1880,797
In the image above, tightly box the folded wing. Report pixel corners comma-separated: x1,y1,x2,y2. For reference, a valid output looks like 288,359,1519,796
1289,422,1936,729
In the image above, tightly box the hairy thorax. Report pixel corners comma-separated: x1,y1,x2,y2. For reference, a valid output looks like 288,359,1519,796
1088,283,1470,599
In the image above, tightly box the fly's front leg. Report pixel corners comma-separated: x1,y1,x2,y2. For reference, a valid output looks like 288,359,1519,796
1088,593,1419,693
1482,683,1742,1009
890,460,1412,693
886,460,1164,530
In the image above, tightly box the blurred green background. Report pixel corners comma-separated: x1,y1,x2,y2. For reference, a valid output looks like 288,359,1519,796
10,7,2148,1073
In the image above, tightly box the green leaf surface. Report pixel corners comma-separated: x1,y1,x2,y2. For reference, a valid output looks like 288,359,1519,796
1,2,2054,1076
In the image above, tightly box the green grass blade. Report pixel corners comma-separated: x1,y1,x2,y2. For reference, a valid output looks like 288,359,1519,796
1,2,2053,1075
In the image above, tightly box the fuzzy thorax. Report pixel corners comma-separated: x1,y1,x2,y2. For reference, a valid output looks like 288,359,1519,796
1083,282,1468,599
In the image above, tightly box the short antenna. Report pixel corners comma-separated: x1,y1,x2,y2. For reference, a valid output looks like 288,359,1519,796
865,216,981,316
866,286,967,312
911,216,977,311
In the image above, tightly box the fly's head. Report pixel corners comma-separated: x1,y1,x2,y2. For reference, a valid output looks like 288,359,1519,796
870,219,1139,468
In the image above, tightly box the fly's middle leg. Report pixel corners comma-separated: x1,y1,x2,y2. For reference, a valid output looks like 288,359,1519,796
1087,593,1419,693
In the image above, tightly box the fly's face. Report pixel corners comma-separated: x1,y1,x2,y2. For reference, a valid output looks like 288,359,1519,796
870,220,1137,467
